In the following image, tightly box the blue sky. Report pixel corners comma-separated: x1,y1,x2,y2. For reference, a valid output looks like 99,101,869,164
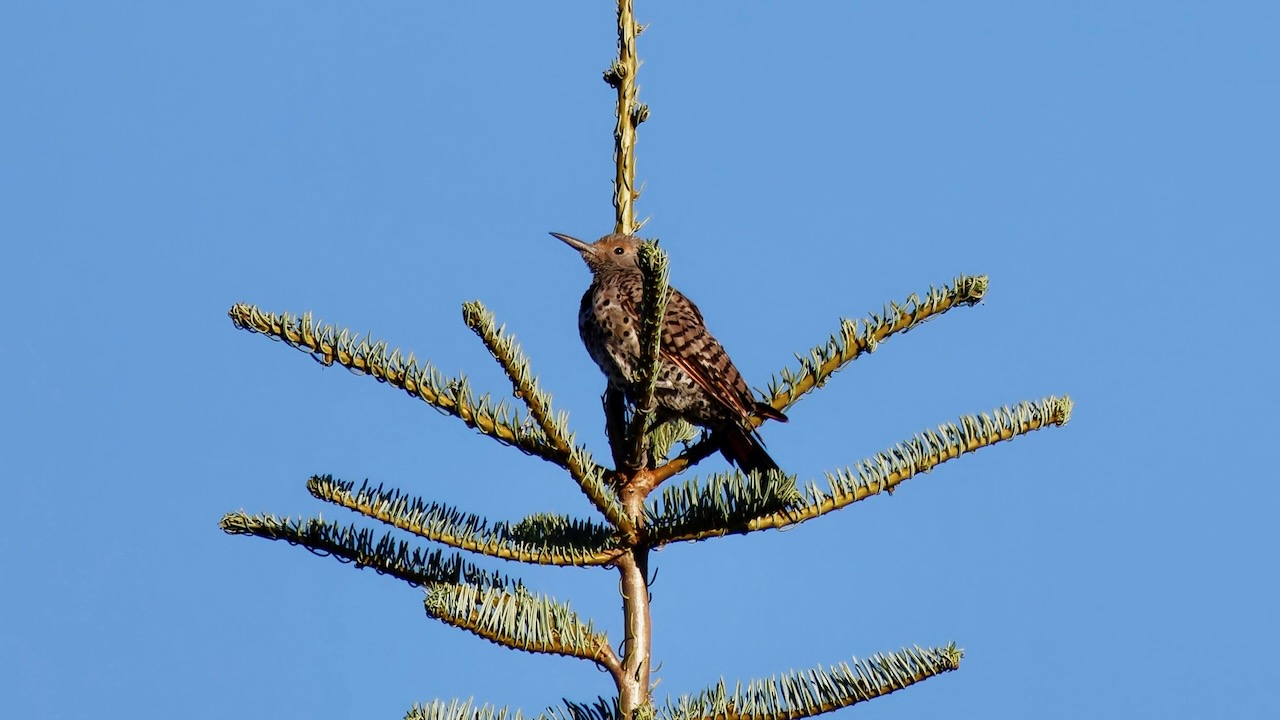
2,2,1276,718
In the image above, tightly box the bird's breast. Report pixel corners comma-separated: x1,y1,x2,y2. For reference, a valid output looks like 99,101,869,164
578,285,641,388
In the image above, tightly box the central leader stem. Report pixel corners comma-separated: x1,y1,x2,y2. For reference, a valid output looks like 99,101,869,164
612,0,641,235
616,487,652,718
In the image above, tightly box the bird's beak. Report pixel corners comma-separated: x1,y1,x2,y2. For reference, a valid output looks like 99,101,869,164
549,231,593,255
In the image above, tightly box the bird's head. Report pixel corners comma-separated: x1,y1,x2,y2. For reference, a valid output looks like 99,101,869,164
550,232,642,274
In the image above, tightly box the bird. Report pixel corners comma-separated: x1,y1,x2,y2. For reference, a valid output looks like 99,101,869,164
551,231,787,474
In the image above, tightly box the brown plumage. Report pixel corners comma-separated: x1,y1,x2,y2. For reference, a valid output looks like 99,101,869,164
552,231,787,473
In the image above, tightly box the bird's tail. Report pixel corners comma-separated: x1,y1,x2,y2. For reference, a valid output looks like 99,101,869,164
752,402,788,424
716,423,780,475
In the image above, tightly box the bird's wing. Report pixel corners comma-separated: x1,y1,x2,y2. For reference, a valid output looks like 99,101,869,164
659,289,758,421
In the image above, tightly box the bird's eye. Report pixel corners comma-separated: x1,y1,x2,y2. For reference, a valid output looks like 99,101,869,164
613,247,625,255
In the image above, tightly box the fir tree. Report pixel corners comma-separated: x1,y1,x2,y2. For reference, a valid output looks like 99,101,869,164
223,2,1070,718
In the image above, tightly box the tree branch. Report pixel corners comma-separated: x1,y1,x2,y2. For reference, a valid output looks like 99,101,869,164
219,512,517,590
643,470,800,541
405,697,621,720
624,241,671,469
462,301,627,529
648,396,1072,547
767,274,989,412
227,304,565,464
657,644,962,720
308,475,626,567
425,583,621,674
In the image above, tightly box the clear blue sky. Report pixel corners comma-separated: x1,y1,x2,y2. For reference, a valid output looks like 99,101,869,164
3,2,1276,718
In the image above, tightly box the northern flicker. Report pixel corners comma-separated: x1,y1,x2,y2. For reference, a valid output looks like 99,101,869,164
551,231,787,473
